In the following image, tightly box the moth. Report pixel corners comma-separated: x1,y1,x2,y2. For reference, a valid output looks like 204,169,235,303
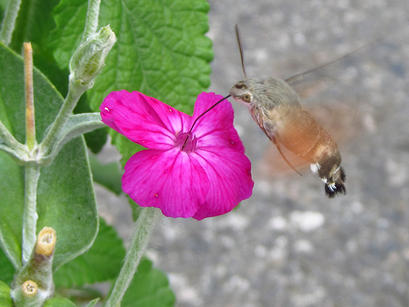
229,25,346,197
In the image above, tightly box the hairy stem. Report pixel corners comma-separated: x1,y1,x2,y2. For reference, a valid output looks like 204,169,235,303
0,121,25,151
24,42,36,150
22,165,40,264
82,0,101,40
104,208,160,307
39,82,84,153
12,227,56,306
0,0,22,45
40,0,104,155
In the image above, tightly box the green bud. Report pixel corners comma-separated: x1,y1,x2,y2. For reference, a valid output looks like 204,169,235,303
69,25,116,88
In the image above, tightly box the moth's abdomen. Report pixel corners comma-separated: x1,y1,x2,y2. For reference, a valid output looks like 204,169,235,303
323,166,346,198
271,106,346,197
311,153,346,198
306,128,346,197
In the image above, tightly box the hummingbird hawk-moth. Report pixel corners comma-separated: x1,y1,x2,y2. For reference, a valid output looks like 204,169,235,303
229,25,346,198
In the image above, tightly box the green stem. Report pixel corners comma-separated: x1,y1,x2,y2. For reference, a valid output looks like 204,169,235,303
0,0,22,45
0,121,25,151
40,0,103,155
0,144,24,162
39,83,85,154
22,165,40,265
104,208,160,307
82,0,101,40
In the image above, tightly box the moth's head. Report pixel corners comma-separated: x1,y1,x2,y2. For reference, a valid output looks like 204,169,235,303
230,77,300,108
229,80,255,105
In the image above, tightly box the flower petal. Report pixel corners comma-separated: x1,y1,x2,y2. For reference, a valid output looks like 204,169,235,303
191,92,234,138
122,149,210,218
100,90,190,149
190,92,245,153
191,147,253,220
185,93,254,219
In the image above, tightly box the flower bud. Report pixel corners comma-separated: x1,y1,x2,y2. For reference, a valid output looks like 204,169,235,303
69,25,116,88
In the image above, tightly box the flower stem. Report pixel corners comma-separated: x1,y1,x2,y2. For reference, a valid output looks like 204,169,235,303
40,0,105,155
24,42,36,150
22,165,40,265
39,82,84,153
104,208,160,307
0,0,22,45
82,0,101,40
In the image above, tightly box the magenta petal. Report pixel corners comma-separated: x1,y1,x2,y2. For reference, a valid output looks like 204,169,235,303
191,92,245,153
100,90,190,149
122,149,210,218
191,148,253,220
191,92,234,138
187,92,253,219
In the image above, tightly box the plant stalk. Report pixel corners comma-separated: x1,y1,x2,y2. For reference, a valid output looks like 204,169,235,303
0,0,22,45
104,208,160,307
24,42,36,150
22,165,40,265
40,0,104,155
0,121,25,151
12,227,57,306
39,82,84,153
82,0,101,40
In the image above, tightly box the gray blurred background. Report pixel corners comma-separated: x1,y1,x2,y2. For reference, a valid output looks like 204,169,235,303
98,1,409,306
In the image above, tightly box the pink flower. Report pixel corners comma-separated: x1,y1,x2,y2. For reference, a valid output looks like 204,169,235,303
100,91,253,220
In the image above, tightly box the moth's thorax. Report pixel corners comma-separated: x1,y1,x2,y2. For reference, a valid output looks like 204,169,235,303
229,77,301,108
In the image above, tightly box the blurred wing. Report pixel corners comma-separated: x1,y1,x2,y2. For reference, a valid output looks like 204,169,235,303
257,37,402,178
285,41,376,99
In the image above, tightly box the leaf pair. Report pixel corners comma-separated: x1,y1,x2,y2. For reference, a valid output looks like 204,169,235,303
0,43,98,270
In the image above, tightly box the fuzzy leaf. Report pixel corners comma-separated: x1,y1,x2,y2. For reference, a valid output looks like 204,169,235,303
0,43,98,269
9,0,57,51
0,0,7,21
49,0,213,162
0,281,12,307
0,248,14,284
43,297,77,307
85,298,100,307
7,0,67,94
121,258,175,307
74,99,108,154
44,113,105,161
54,218,125,288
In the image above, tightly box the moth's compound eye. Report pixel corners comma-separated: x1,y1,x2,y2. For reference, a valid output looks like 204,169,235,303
242,93,251,103
235,83,247,89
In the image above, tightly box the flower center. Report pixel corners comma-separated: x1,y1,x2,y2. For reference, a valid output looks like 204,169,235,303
174,132,197,153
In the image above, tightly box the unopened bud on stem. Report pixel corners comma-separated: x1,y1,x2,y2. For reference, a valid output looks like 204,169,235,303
69,25,116,89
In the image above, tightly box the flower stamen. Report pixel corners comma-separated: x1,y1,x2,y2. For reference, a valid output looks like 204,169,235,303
175,132,197,153
181,94,231,151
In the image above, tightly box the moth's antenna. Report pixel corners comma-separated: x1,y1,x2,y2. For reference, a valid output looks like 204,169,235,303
181,95,231,150
235,24,247,79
